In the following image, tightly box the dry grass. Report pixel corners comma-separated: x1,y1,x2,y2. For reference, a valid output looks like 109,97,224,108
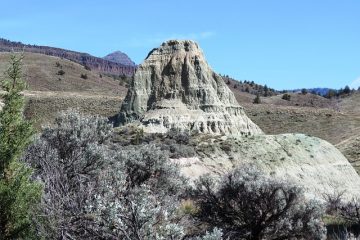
23,91,122,129
0,52,127,95
238,92,360,173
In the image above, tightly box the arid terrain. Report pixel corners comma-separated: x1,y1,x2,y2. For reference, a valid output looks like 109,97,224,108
0,51,359,174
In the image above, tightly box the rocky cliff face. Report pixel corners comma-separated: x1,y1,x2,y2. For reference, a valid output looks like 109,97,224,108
118,40,262,135
104,51,136,67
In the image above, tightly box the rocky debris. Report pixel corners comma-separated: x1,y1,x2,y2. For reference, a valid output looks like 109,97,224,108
103,51,136,67
117,40,262,135
181,133,360,200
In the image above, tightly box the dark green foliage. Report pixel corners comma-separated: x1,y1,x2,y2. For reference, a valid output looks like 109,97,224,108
80,73,88,79
282,93,291,101
301,88,308,95
343,85,351,94
253,94,261,104
167,127,190,145
57,69,65,75
0,55,33,173
263,84,269,97
325,89,337,99
0,54,41,239
0,162,42,239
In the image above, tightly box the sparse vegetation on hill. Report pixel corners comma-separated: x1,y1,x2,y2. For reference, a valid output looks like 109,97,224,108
221,74,278,97
0,38,136,76
0,52,127,94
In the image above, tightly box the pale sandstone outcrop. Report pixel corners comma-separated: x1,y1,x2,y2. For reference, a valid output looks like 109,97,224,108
118,39,360,200
118,40,262,135
176,134,360,200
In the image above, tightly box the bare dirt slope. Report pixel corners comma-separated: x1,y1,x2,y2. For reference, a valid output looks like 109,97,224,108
0,52,126,128
0,52,127,95
335,93,360,171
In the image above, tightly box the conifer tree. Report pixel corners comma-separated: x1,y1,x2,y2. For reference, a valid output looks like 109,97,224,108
253,94,261,104
0,54,41,239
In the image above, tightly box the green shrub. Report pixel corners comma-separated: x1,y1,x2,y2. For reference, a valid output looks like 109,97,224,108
253,94,261,104
282,93,291,101
57,69,65,75
0,54,41,239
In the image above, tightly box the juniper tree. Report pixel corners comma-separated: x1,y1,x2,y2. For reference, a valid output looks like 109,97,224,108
253,94,261,104
0,54,41,239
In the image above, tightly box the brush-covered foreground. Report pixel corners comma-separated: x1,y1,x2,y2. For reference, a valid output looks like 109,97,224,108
19,110,360,239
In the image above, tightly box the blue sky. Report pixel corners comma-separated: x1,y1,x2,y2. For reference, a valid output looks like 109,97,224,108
0,0,359,90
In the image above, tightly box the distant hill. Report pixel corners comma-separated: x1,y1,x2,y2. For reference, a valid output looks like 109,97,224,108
103,51,136,67
0,38,136,76
221,74,279,97
0,52,127,95
289,88,332,96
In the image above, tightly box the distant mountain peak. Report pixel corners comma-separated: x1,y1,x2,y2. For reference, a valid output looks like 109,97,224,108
103,51,136,67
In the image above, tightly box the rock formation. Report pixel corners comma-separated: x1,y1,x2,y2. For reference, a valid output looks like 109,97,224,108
118,40,262,135
178,134,360,200
117,39,360,200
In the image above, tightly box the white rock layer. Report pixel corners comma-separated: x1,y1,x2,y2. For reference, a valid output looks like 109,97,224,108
118,40,262,135
180,134,360,200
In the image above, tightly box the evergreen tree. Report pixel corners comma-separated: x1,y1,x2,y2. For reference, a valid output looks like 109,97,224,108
263,84,269,97
301,88,308,95
0,54,41,239
253,94,261,104
343,85,351,94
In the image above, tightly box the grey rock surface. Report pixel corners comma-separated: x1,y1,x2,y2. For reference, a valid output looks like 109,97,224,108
118,40,262,135
178,133,360,200
103,51,136,67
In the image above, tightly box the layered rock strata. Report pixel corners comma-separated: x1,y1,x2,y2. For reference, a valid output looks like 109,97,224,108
118,40,262,135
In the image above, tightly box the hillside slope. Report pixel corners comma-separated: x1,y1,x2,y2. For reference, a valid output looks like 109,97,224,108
0,51,359,174
0,52,126,128
0,38,136,76
0,52,127,94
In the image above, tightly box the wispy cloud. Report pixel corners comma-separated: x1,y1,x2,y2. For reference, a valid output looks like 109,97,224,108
128,31,216,48
350,77,360,89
